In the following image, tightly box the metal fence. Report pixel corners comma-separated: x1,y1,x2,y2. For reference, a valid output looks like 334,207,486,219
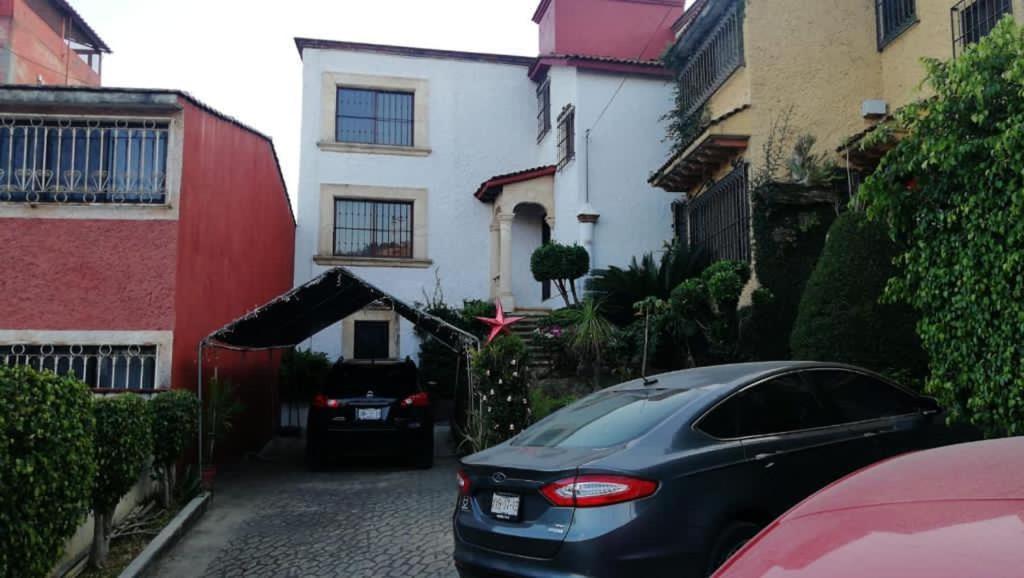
0,115,170,204
676,0,744,140
0,344,159,390
952,0,1012,57
687,164,751,263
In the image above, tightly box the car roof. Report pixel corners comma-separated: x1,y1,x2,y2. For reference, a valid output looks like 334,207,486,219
614,361,854,392
715,438,1024,578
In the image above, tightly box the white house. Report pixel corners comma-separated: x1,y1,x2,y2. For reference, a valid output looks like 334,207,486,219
293,0,686,362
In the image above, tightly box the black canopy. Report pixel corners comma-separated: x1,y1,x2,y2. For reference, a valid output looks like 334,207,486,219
206,267,479,352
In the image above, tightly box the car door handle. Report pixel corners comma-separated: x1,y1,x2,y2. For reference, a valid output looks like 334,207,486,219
754,451,781,461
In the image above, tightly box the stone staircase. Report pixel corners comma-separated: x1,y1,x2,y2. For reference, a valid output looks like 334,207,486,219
508,311,556,376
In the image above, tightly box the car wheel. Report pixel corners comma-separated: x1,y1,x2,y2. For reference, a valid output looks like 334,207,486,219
705,521,760,576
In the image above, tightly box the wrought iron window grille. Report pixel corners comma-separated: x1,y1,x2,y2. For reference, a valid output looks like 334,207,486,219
0,344,159,390
336,88,414,147
687,163,751,263
333,198,414,259
952,0,1013,57
0,115,170,205
876,0,918,50
557,104,575,169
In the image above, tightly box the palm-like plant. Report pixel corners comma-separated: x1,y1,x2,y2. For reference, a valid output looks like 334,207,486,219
587,240,706,326
566,299,614,388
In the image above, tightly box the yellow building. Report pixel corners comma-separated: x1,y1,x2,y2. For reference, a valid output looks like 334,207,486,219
650,0,1022,261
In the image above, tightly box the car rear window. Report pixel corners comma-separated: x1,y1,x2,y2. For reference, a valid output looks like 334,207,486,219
325,362,418,398
512,388,696,449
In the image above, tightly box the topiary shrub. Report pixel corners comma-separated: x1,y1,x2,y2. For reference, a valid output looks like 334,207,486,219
530,242,589,307
0,366,96,578
149,390,199,508
790,212,927,382
90,394,151,569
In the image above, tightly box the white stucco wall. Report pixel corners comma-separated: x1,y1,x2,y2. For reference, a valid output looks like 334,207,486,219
511,204,546,309
294,48,538,361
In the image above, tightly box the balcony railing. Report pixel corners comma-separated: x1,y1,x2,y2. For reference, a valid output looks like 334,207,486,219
952,0,1013,57
0,115,170,204
687,163,751,263
676,0,744,129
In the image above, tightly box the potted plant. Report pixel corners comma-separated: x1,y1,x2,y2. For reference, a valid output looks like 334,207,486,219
203,376,244,489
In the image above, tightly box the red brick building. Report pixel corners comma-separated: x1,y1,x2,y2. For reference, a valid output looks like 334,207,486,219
0,0,108,86
0,85,296,452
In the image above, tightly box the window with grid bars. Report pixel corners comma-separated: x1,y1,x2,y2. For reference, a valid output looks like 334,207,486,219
876,0,917,49
333,199,414,259
0,344,158,390
537,79,551,140
953,0,1013,56
687,163,751,263
336,88,414,147
557,104,575,169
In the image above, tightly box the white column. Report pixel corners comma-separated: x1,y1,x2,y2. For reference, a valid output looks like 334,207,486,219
577,206,600,270
497,212,516,311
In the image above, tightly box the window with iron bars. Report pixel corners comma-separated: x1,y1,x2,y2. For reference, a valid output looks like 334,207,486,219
952,0,1013,56
557,104,575,169
687,163,751,263
537,79,551,141
0,115,170,204
336,88,414,147
0,344,159,390
876,0,917,50
334,198,414,259
674,0,744,151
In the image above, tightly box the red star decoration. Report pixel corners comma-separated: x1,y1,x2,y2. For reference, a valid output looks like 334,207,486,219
476,299,525,345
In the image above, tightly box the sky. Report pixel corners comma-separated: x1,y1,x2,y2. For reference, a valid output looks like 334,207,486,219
71,0,542,199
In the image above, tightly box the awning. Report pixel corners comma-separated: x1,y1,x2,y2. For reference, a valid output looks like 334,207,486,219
206,267,479,352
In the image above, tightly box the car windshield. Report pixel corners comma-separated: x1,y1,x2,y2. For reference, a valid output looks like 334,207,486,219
325,363,418,398
512,388,696,448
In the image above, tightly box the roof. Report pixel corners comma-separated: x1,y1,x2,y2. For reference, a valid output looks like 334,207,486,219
474,166,557,202
0,85,294,225
207,267,479,351
52,0,110,52
626,361,831,391
529,53,671,80
671,0,711,35
716,437,1024,578
294,38,535,67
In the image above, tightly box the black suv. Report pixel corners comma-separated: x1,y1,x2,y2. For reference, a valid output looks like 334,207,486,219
306,358,434,470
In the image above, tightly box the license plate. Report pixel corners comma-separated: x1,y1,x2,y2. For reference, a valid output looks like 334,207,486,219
356,408,382,421
490,492,520,521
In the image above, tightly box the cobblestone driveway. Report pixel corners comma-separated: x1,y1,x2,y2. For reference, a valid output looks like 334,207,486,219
151,440,458,578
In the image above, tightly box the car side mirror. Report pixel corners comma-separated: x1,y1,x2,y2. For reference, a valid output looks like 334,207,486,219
919,396,941,415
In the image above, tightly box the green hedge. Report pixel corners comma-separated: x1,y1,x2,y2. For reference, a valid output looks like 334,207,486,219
790,211,926,381
149,390,199,506
0,366,96,578
92,395,152,513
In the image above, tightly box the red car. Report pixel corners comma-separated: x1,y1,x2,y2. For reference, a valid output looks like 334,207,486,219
714,437,1024,578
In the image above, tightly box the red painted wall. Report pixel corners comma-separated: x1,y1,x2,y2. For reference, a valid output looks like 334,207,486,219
172,98,295,456
4,0,100,86
537,0,684,61
0,218,177,330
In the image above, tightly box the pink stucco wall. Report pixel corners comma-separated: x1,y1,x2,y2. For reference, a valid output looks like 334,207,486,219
0,218,178,330
537,0,684,61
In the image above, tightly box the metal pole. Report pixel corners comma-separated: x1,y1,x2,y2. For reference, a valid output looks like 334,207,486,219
197,339,205,470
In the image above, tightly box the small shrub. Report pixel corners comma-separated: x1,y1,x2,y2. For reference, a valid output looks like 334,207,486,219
91,394,151,568
0,366,96,578
468,335,531,451
149,390,199,507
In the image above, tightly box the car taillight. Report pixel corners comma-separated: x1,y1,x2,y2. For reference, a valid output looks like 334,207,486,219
540,475,658,507
402,392,430,407
457,469,471,495
312,395,342,409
